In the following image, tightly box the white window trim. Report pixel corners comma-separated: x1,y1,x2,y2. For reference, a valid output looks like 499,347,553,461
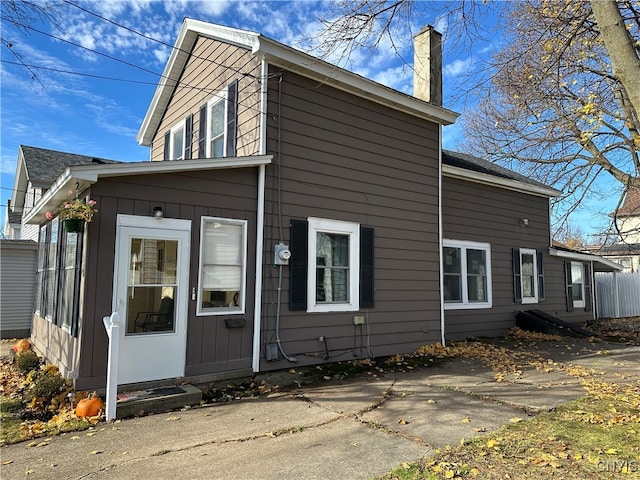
170,120,186,160
443,239,492,310
206,87,228,158
307,217,360,313
196,216,247,316
571,261,585,308
520,248,538,304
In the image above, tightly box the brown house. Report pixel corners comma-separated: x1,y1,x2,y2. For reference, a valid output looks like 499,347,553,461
23,20,620,391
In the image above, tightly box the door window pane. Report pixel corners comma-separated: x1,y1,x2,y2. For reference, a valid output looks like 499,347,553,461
126,238,178,334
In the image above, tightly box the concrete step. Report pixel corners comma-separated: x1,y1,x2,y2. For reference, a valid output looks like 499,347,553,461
116,384,203,419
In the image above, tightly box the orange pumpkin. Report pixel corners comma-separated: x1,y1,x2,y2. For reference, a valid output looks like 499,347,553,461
76,392,104,418
12,339,31,353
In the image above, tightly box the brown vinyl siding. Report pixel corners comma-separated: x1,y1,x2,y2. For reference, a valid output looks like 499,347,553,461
260,68,442,369
71,169,258,390
150,37,261,160
442,177,592,341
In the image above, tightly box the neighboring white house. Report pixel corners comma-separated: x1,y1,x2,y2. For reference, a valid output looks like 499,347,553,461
584,187,640,273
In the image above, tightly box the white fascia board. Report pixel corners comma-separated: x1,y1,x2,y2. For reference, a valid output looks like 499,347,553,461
443,164,561,198
549,247,624,272
137,20,260,146
138,20,458,146
24,156,273,224
255,36,459,126
11,149,28,209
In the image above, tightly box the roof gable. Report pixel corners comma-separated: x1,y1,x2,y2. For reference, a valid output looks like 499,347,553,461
137,18,458,146
618,187,640,217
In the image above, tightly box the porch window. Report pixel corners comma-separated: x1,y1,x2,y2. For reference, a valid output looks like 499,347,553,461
443,240,492,309
36,218,83,335
197,217,247,315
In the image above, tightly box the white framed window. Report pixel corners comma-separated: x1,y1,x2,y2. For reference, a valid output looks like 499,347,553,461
520,248,538,304
197,217,247,316
170,121,185,160
307,217,360,313
570,261,585,308
443,239,492,309
207,93,226,158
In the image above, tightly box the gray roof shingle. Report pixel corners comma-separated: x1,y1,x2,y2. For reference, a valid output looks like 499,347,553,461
20,145,120,187
442,150,551,190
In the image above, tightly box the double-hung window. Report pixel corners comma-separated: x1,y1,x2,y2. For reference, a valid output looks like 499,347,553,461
570,262,585,308
208,95,226,157
564,261,591,312
307,218,360,313
170,122,185,160
198,80,238,159
197,217,247,315
513,248,544,304
443,240,492,309
519,248,538,304
164,115,193,160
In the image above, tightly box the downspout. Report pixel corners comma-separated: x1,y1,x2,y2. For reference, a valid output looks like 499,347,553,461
252,56,269,373
438,124,445,346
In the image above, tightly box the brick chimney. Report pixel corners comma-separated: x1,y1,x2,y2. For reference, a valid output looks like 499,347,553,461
413,25,442,106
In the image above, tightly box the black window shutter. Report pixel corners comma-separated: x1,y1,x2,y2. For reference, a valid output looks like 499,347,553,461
583,263,592,312
565,261,574,312
360,226,374,308
226,79,238,157
536,251,544,301
184,114,193,159
289,219,308,311
512,248,522,303
198,104,207,158
163,130,171,160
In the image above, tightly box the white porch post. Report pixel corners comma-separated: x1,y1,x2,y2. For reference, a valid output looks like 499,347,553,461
102,312,120,421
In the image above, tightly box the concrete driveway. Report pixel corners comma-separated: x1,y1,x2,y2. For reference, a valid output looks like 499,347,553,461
1,338,638,480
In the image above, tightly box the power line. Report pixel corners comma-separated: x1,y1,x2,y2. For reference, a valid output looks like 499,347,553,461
1,60,161,85
62,0,261,81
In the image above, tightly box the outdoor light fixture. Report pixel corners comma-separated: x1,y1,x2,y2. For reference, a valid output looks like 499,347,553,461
520,218,529,227
153,206,164,219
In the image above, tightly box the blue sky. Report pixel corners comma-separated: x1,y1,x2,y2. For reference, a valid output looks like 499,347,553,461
0,0,612,238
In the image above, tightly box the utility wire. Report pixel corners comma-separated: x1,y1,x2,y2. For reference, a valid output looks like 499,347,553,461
1,60,161,85
62,0,263,81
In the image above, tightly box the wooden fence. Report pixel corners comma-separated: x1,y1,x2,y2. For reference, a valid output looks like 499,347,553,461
595,272,640,319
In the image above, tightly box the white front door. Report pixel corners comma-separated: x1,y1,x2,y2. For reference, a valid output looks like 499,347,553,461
113,215,191,384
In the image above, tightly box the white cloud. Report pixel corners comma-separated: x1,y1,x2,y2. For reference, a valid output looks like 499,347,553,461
443,57,474,78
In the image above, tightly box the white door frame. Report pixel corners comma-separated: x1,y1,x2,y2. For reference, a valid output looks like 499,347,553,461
113,215,191,384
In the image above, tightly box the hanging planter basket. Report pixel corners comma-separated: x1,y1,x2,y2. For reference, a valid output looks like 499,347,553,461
63,218,85,233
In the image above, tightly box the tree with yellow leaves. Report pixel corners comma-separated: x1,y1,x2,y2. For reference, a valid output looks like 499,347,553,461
317,0,639,238
463,0,639,240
